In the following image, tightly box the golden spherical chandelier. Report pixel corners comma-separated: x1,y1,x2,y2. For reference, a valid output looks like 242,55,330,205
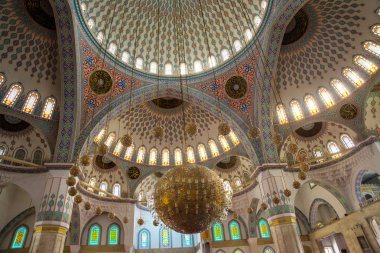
152,164,232,234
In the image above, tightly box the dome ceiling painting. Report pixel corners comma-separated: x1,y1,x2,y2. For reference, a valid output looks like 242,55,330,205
77,0,270,76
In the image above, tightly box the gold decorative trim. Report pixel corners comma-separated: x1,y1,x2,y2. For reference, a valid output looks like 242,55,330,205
257,238,274,245
34,226,67,234
269,217,297,226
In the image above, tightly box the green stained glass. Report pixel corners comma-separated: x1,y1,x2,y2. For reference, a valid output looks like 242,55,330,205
108,225,119,245
213,223,224,241
162,229,169,247
11,226,27,249
229,221,241,240
259,219,271,238
88,225,101,245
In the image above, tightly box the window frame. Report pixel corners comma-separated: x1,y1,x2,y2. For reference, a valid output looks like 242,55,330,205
88,224,102,246
107,223,121,245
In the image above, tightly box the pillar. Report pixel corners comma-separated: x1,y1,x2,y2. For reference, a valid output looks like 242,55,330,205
29,167,73,253
342,229,363,253
361,220,380,252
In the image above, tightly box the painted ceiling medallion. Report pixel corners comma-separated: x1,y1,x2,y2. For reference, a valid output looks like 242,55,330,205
127,166,141,180
225,76,248,99
340,104,358,120
89,70,113,95
282,8,309,45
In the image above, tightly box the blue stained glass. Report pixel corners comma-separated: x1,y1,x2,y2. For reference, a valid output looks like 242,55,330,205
229,221,241,240
88,225,101,245
182,234,193,247
139,230,150,249
259,219,271,238
11,226,27,249
108,225,119,245
213,223,224,241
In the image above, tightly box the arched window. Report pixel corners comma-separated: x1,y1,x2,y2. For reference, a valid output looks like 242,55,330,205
135,57,144,70
88,177,96,192
208,55,217,68
343,68,364,87
149,148,158,165
23,91,39,113
331,79,350,98
97,32,104,43
88,224,101,245
182,234,193,247
318,88,334,107
112,183,121,197
136,146,146,164
364,41,380,58
174,148,183,166
340,134,355,149
3,83,22,106
212,223,224,241
233,40,242,51
234,177,242,188
254,16,262,28
313,147,324,158
198,144,208,161
105,132,116,147
150,61,158,74
160,228,171,248
113,141,123,156
108,43,117,55
121,51,130,63
327,141,340,155
87,19,95,29
290,100,303,121
208,139,219,157
162,148,170,166
0,145,7,161
32,150,43,165
164,63,173,75
41,97,56,119
219,135,230,151
372,25,380,37
264,246,275,253
124,144,134,160
186,146,195,164
99,181,108,196
14,149,26,161
221,49,230,61
193,60,203,73
223,181,232,192
229,221,241,240
304,95,319,115
139,229,150,249
0,73,5,86
180,63,187,75
229,130,240,145
245,29,253,41
276,104,288,124
354,55,378,74
138,191,144,201
108,224,120,245
233,250,244,253
11,226,28,249
258,219,271,238
261,0,268,10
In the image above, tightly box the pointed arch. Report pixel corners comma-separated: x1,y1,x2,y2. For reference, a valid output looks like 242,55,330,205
258,219,271,238
160,227,171,248
2,83,22,106
229,220,241,240
138,229,151,249
107,224,120,245
10,225,28,249
212,222,225,241
23,91,39,114
88,224,101,245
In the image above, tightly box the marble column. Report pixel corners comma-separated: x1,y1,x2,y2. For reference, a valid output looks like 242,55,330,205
29,167,73,253
342,229,364,253
361,220,380,252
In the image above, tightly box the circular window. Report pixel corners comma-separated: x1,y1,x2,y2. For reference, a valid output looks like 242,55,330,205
89,70,113,95
225,76,248,99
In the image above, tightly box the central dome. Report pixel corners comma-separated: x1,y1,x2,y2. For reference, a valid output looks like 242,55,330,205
78,0,269,76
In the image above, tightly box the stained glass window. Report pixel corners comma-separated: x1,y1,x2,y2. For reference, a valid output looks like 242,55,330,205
11,226,28,249
254,16,262,28
23,91,39,114
331,79,350,98
229,221,241,240
108,224,120,245
88,177,96,192
208,55,217,68
341,134,355,149
88,224,101,245
136,57,144,70
304,95,319,115
180,63,187,75
261,0,268,10
327,141,340,155
318,88,334,107
364,41,380,58
182,234,193,247
198,144,208,161
354,55,378,74
105,133,116,147
113,141,123,156
95,128,106,143
149,148,158,165
194,60,203,73
3,84,22,106
162,148,170,166
186,146,195,164
234,40,242,51
108,43,117,55
99,181,108,196
14,149,26,161
124,144,134,160
234,177,242,187
208,139,219,157
264,246,275,253
245,29,253,41
343,68,364,87
174,148,183,165
372,25,380,37
219,135,230,151
150,61,158,74
87,19,95,29
0,145,7,162
229,131,240,145
122,51,130,63
161,228,170,248
276,104,288,124
113,183,121,197
259,219,271,238
234,250,243,253
136,146,146,164
97,32,104,43
165,63,173,75
41,97,56,119
221,49,230,61
313,147,323,158
32,150,43,165
223,181,232,192
0,73,5,86
138,191,144,201
213,223,224,241
139,229,150,249
290,100,303,121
